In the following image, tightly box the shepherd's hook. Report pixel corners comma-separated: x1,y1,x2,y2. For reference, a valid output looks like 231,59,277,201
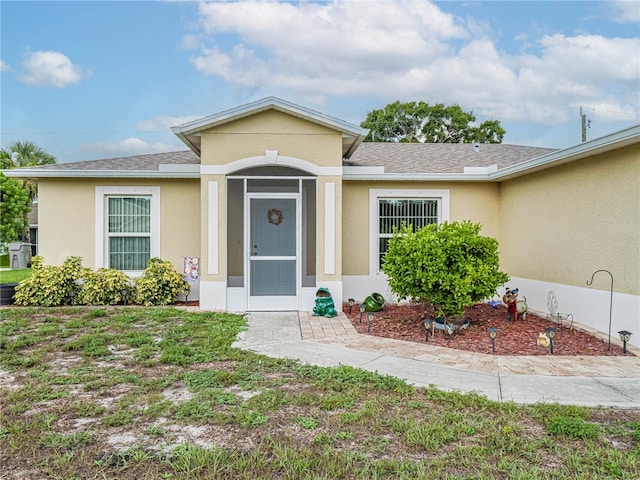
586,269,613,350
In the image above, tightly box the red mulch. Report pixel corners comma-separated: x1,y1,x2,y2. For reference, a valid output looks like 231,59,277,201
343,302,632,356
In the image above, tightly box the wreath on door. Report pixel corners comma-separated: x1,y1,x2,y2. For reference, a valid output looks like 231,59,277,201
267,208,283,226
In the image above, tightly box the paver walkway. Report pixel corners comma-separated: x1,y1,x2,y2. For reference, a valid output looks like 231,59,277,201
235,311,639,407
298,312,640,378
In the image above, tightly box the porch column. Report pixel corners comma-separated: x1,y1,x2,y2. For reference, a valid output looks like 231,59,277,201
317,175,343,307
200,174,227,310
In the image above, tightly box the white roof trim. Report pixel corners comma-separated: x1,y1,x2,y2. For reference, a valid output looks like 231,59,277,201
201,154,342,176
158,164,200,173
171,96,368,158
172,96,366,136
2,169,200,179
464,164,498,174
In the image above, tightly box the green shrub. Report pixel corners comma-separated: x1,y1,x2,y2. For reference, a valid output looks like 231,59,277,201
382,221,509,317
78,268,135,305
134,257,188,306
14,256,85,306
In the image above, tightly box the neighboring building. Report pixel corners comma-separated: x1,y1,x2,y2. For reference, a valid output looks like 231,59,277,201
5,97,639,346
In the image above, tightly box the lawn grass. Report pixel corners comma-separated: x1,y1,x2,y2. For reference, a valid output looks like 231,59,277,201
0,268,31,284
0,306,638,479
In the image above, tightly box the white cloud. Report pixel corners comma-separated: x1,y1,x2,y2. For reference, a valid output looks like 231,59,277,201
20,51,89,88
185,0,639,126
0,60,9,72
608,0,640,23
136,115,203,131
80,138,178,157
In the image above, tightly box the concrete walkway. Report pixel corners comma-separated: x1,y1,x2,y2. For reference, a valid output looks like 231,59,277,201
232,311,640,408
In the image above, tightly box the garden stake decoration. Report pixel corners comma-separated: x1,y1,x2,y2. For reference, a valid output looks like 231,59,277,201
359,303,366,324
488,327,498,353
545,327,556,354
367,311,374,333
618,330,632,354
348,298,355,314
424,319,435,342
586,269,614,350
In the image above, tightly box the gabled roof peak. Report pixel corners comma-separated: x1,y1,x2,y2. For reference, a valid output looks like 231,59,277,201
171,96,369,158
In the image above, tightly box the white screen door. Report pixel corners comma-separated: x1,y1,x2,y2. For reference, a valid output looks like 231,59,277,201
247,196,299,310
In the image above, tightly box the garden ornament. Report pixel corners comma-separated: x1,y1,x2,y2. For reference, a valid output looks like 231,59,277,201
536,332,550,347
312,287,337,318
363,292,385,312
502,288,519,321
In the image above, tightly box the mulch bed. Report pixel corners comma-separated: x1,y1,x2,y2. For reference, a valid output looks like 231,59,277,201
343,302,631,356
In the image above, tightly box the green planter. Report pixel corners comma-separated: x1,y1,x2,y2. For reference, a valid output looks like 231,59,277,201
364,292,385,312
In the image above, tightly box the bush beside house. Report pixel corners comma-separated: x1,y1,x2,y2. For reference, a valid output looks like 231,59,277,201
14,256,188,307
383,220,509,317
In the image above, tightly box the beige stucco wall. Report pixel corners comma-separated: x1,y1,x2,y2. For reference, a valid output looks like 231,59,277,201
200,110,343,168
37,178,200,273
342,181,501,276
499,144,640,295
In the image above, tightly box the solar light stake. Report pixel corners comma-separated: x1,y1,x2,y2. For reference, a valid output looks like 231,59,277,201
618,330,632,354
488,327,498,354
348,298,355,314
424,319,435,342
367,311,374,333
359,304,366,324
545,327,556,354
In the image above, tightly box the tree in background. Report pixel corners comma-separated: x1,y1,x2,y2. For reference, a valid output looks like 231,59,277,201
382,221,509,318
0,141,56,244
0,173,31,244
361,101,505,144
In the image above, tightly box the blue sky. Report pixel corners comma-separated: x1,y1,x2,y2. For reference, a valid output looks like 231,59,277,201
1,0,638,163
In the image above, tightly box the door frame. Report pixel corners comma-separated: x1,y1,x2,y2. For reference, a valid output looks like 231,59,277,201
245,192,301,310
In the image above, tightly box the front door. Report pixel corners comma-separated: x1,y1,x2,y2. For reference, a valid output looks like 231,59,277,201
247,195,299,310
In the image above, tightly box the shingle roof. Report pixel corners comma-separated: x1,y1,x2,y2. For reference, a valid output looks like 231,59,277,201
31,143,556,174
346,143,558,173
34,150,200,171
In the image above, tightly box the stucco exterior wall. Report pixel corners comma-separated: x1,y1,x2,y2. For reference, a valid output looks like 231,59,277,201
38,179,95,266
499,144,639,295
342,181,501,276
200,110,343,167
37,178,200,274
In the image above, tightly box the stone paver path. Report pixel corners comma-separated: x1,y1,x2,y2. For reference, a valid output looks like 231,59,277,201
299,312,640,378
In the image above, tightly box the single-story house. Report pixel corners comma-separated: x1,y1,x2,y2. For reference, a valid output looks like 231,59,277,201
5,97,639,347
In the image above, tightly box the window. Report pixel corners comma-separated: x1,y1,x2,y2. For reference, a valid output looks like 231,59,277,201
95,187,160,271
369,189,449,273
107,197,151,270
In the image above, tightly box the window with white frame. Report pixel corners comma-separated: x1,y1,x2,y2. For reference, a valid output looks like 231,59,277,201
95,187,160,271
107,197,151,270
369,189,449,273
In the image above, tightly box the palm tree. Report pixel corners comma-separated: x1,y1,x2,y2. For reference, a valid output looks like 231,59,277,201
1,141,56,244
1,141,56,202
4,140,56,168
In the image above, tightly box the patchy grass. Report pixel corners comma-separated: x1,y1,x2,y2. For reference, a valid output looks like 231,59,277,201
0,306,638,479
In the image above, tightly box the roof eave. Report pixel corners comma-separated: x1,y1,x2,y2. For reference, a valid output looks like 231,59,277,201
2,169,201,180
343,173,493,182
490,124,640,181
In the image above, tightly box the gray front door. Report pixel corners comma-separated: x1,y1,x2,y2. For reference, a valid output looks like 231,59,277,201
247,195,299,310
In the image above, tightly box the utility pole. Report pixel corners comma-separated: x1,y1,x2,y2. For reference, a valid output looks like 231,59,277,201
580,107,591,142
